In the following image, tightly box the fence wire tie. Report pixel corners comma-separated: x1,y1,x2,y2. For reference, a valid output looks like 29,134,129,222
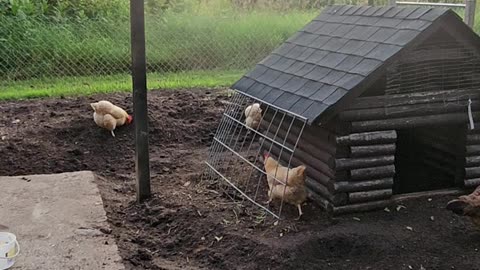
468,98,475,130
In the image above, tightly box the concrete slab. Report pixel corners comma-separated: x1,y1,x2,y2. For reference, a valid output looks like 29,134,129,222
0,171,124,270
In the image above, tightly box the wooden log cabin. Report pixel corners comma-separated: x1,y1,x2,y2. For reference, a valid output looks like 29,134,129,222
231,5,480,214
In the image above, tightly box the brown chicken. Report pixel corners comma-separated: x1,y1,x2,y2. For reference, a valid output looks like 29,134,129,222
90,100,133,137
446,185,480,228
263,152,307,219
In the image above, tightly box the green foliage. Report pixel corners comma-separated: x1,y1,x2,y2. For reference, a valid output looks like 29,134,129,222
0,0,128,20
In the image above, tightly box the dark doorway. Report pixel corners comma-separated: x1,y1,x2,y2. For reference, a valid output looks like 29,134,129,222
393,125,467,194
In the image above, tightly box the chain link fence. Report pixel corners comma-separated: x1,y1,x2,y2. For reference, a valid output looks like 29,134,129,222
0,0,472,89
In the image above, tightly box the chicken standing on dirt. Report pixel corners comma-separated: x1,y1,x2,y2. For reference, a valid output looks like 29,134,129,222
244,103,262,130
263,152,307,219
90,100,133,137
446,185,480,228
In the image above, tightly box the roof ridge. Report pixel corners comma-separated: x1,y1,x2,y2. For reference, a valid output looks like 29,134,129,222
322,5,452,21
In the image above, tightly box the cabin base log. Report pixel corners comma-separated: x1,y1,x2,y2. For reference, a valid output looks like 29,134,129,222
349,165,396,181
333,178,394,193
464,178,480,188
467,134,480,144
466,145,480,155
330,199,392,215
350,144,396,157
466,167,480,179
348,189,393,204
466,156,480,167
335,156,395,170
307,188,332,210
306,178,347,205
336,131,397,146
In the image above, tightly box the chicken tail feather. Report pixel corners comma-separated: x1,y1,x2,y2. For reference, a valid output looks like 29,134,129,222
296,165,307,178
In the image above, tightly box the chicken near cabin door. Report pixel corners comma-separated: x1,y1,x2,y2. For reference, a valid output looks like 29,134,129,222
263,152,308,220
446,185,480,229
90,100,133,137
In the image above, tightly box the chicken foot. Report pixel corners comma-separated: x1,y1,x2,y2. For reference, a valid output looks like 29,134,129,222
265,195,273,205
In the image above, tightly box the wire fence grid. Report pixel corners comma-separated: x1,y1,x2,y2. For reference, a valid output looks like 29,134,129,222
204,91,308,219
0,12,304,82
0,0,471,88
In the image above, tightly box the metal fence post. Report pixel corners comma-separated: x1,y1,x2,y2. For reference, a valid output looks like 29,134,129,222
465,0,476,29
130,0,151,202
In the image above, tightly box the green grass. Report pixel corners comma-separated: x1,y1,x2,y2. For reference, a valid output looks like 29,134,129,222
473,9,480,33
0,69,244,100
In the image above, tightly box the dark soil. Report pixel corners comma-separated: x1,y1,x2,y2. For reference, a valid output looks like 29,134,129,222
0,89,479,270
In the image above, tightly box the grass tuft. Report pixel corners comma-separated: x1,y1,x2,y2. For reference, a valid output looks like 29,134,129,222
0,70,244,100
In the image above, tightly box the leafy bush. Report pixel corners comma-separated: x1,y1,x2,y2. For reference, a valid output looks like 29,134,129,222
0,0,128,20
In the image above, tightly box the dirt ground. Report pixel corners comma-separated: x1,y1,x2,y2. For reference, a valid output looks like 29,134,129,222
1,88,479,270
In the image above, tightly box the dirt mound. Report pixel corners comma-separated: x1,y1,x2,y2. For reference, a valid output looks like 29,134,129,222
0,90,223,177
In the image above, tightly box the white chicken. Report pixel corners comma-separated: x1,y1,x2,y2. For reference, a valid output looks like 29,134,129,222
244,103,262,130
90,100,133,137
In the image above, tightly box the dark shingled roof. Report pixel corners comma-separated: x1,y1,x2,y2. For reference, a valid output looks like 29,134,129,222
232,5,474,124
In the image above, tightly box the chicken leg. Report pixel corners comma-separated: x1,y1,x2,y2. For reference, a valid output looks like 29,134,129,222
265,192,273,205
295,204,303,220
111,130,115,137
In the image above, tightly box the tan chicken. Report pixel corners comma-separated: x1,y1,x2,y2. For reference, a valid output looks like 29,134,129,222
446,185,480,228
90,100,133,137
244,103,262,130
263,152,307,219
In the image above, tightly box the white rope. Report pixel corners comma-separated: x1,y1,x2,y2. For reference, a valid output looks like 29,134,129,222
468,98,475,130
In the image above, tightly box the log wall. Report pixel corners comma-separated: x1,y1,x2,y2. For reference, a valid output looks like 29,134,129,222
258,87,480,215
330,130,397,214
330,88,479,214
260,112,345,209
465,125,480,188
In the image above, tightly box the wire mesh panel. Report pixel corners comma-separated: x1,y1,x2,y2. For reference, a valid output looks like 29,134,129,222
386,42,480,95
385,38,480,116
204,91,307,219
383,38,480,190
